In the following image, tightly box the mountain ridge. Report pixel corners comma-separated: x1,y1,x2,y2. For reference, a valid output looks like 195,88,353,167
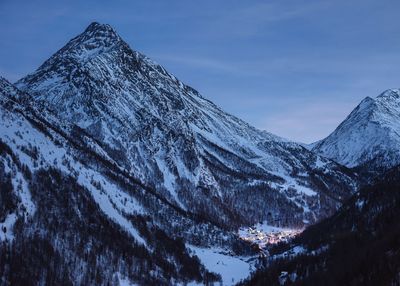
311,88,400,177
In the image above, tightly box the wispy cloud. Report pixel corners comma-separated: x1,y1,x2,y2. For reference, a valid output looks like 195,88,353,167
193,1,333,38
154,51,400,83
153,55,242,75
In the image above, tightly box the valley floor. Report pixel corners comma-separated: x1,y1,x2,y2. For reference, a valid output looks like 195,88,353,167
188,245,255,286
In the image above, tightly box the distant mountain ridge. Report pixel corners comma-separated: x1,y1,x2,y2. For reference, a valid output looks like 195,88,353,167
311,88,400,177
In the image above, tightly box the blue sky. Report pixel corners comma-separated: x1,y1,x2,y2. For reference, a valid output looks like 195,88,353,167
1,0,400,143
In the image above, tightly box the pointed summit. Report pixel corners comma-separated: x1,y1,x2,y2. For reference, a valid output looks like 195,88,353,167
60,22,124,58
77,22,121,47
85,22,114,33
15,21,185,112
376,89,400,107
312,89,400,175
377,88,400,99
15,21,139,105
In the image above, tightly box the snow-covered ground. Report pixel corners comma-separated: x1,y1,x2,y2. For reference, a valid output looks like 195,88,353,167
272,244,328,261
117,273,138,286
0,213,17,241
188,245,254,285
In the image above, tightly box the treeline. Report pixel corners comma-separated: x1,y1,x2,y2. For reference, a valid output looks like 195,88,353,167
0,168,221,285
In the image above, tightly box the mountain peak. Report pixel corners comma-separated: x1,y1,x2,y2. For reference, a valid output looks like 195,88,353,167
82,22,119,40
85,21,112,31
71,22,122,51
377,88,400,102
15,22,130,93
312,88,400,171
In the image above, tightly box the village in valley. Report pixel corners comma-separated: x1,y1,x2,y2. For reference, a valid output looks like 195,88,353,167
238,223,303,252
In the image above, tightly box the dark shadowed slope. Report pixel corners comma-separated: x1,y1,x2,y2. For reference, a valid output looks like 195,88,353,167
242,165,400,286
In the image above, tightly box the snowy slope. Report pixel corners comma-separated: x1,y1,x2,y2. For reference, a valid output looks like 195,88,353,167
16,22,357,227
0,77,249,285
188,245,254,285
311,89,400,175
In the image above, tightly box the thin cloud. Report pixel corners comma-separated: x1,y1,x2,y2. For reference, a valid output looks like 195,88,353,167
259,100,357,143
154,51,400,82
154,55,239,73
196,1,333,38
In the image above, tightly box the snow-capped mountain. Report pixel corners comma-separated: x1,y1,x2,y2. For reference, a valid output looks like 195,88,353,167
0,22,361,285
311,89,400,176
16,22,357,227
